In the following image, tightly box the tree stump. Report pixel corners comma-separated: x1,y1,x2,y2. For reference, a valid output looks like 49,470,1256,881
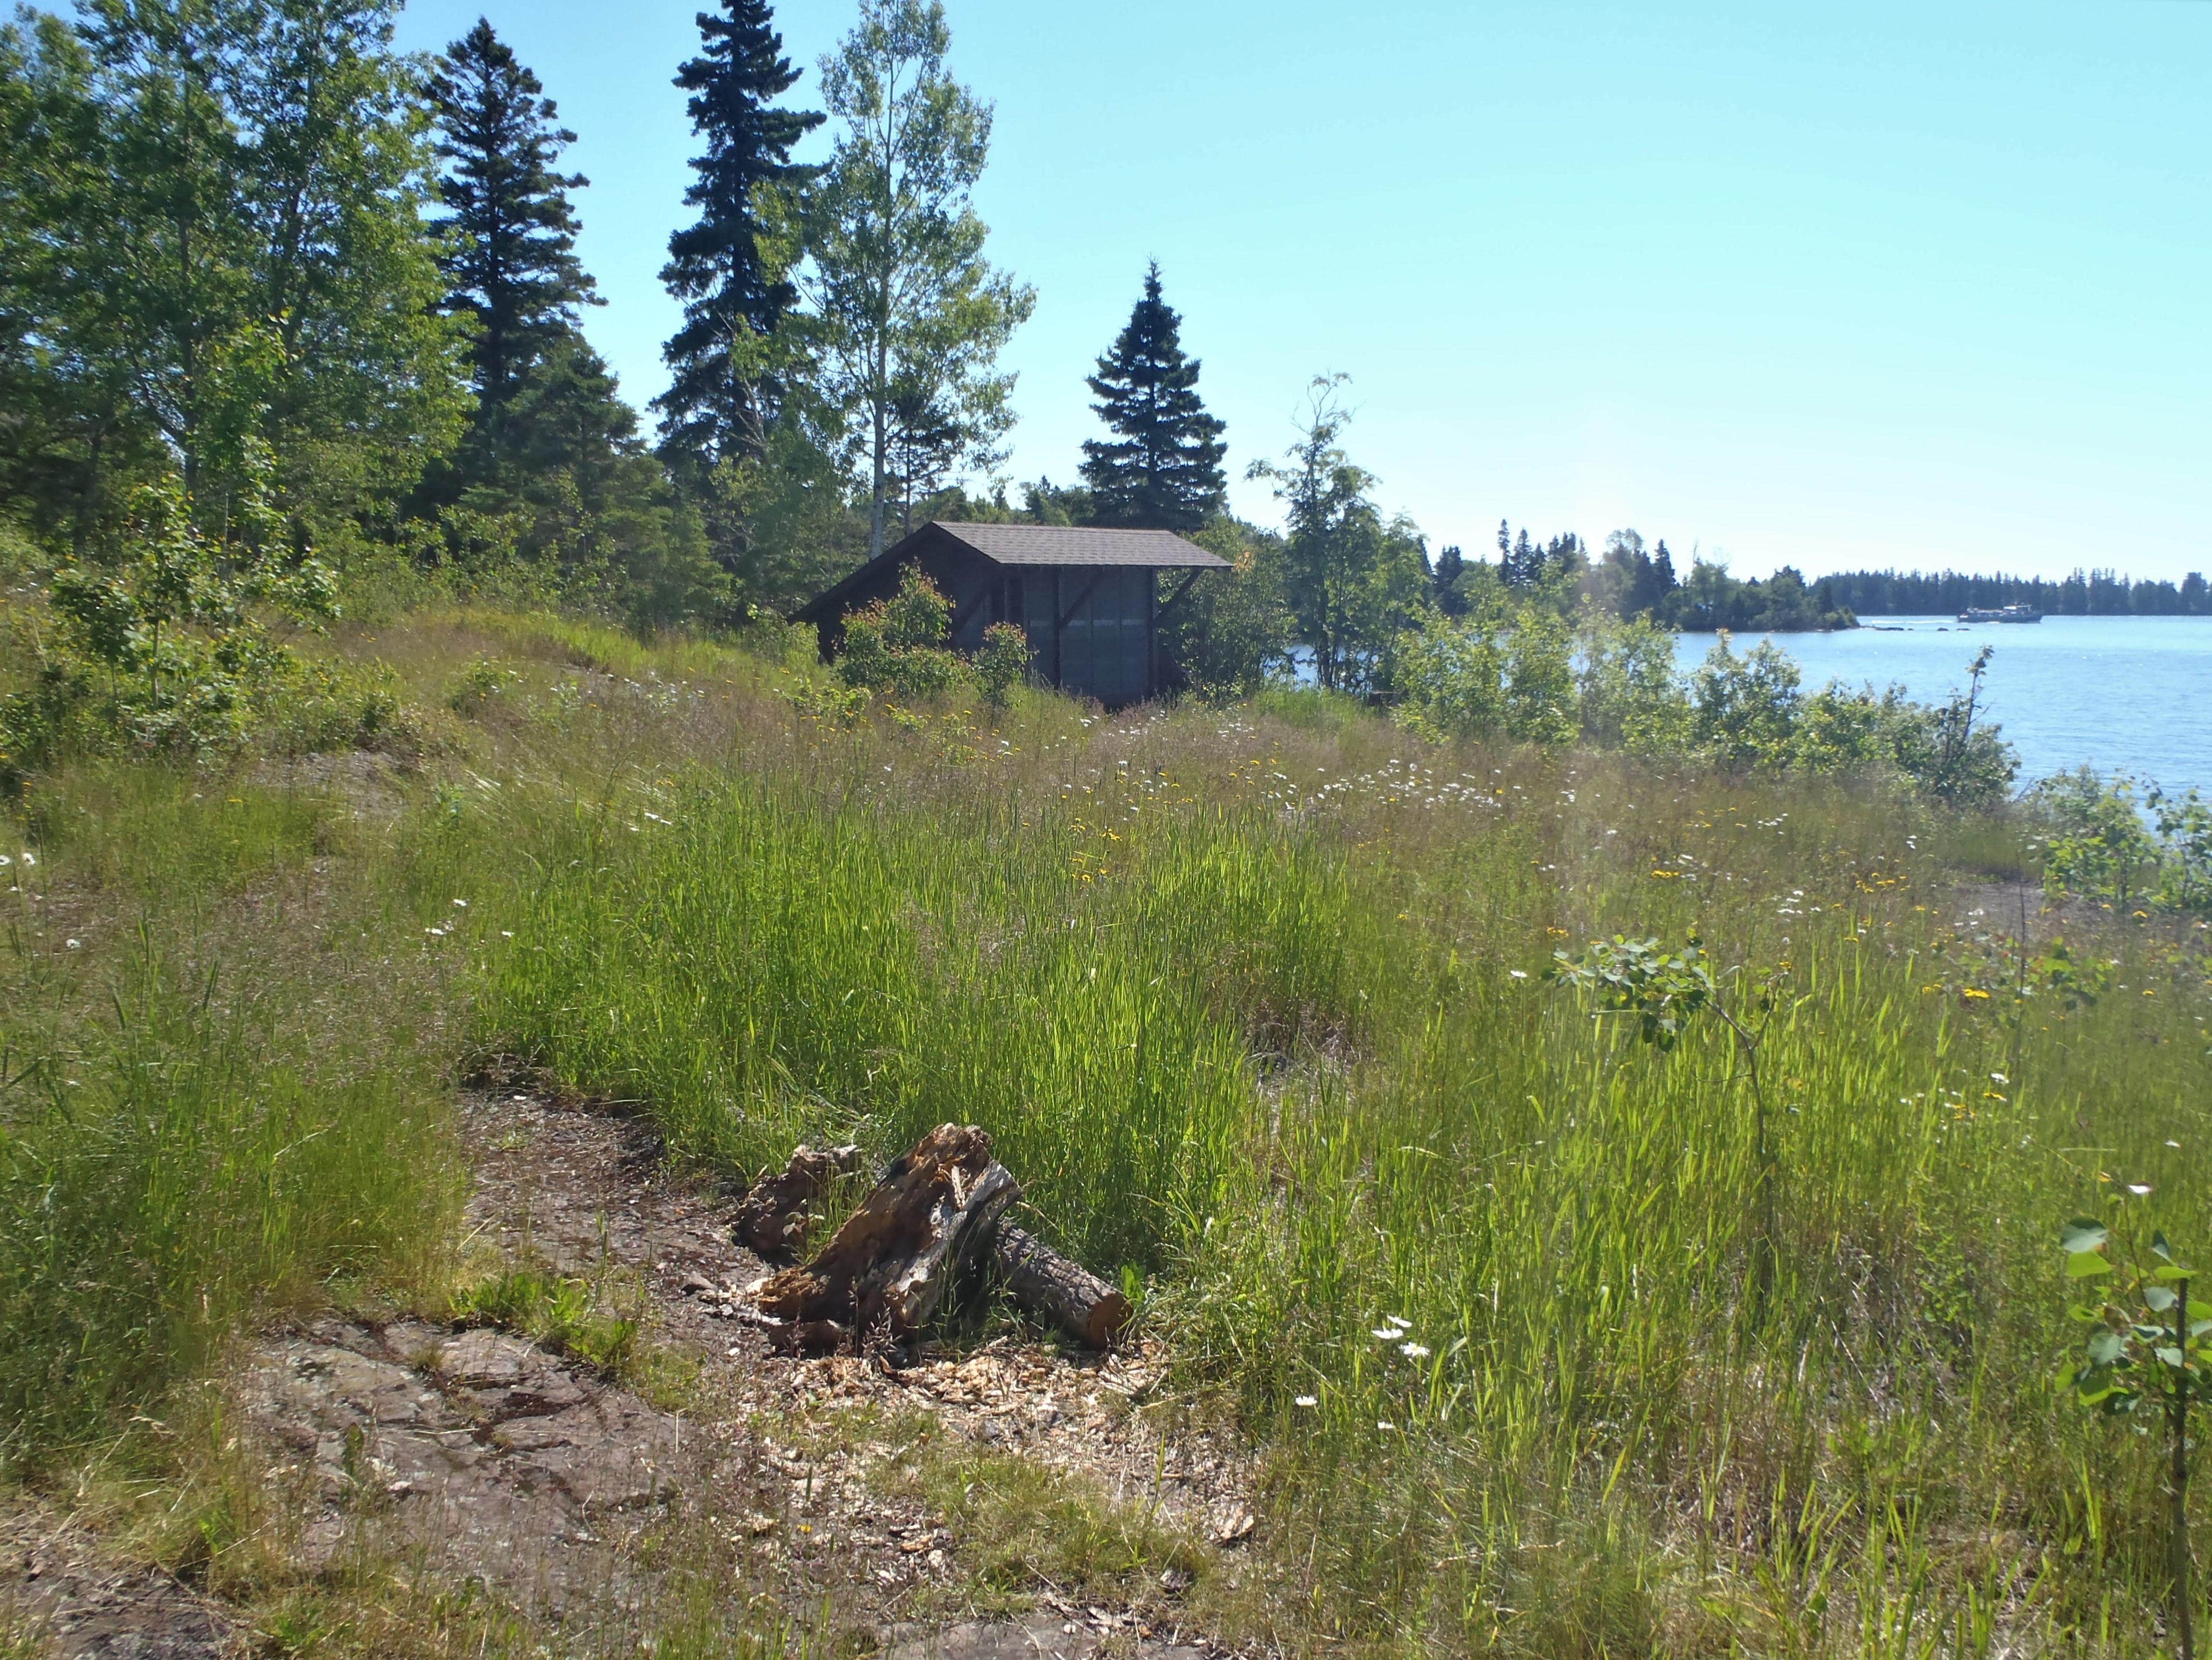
732,1142,861,1256
756,1124,1019,1346
991,1224,1133,1348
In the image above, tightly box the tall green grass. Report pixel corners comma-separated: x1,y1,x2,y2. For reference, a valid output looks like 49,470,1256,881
0,953,447,1464
480,779,1357,1274
0,766,467,1472
467,686,2210,1655
6,603,2209,1656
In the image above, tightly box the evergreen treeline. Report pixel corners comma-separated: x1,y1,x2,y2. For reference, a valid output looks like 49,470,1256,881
1821,567,2210,617
1428,525,1857,634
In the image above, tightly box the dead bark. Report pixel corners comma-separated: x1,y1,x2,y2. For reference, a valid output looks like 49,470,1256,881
757,1124,1019,1345
992,1224,1133,1349
732,1143,861,1257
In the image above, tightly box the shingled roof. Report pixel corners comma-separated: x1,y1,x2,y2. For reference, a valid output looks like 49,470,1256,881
928,522,1230,569
793,521,1230,624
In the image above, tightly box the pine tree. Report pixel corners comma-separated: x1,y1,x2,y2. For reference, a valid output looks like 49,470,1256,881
655,0,822,468
427,20,595,419
1506,528,1538,588
1432,543,1469,616
1079,262,1227,530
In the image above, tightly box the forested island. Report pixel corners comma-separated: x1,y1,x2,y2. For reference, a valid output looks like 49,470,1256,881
1823,566,2211,616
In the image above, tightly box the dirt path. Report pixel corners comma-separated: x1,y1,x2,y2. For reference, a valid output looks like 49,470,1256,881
0,1507,236,1659
453,1090,1252,1539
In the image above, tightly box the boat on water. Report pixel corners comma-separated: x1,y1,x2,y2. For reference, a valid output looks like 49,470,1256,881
1957,605,2044,624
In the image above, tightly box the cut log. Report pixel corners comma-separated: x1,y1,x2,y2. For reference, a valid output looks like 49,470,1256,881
992,1223,1133,1349
732,1142,861,1256
756,1124,1019,1345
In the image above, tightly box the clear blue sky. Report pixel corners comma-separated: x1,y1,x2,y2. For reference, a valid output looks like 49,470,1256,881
390,1,2211,584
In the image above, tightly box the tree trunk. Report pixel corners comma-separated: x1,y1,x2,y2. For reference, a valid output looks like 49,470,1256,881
868,315,890,558
991,1224,1132,1349
757,1124,1018,1347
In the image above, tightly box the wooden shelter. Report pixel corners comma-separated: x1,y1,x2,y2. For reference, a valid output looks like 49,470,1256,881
792,522,1232,708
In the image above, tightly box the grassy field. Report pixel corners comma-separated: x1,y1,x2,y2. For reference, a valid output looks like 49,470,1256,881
3,599,2209,1656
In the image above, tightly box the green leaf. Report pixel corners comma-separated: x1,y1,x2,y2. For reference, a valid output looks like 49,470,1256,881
2155,1266,2191,1282
2157,1347,2186,1369
2148,1285,2179,1312
2063,1219,2112,1254
2067,1251,2114,1280
2087,1330,2127,1366
2154,1232,2175,1261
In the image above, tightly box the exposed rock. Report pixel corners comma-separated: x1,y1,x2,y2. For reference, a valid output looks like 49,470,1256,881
883,1613,1214,1659
240,1318,680,1585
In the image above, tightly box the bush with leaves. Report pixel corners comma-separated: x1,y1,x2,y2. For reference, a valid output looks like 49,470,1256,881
1393,599,1578,746
1158,520,1294,701
835,569,967,701
974,621,1029,709
2,456,337,781
1392,609,1510,742
1691,632,1804,767
1576,614,1690,753
2030,768,2211,914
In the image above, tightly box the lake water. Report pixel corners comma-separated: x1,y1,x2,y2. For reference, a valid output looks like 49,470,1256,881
1674,616,2212,796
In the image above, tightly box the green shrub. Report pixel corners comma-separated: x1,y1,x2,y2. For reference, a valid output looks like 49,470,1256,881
837,570,968,701
1161,521,1294,700
2032,768,2212,913
1690,631,1804,766
264,657,430,757
445,654,520,716
1576,615,1690,752
1,458,337,779
974,621,1029,709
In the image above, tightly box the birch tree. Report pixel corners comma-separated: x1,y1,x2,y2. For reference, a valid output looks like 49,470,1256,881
799,0,1031,558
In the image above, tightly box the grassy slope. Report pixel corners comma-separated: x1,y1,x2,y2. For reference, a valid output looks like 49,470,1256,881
2,600,2209,1656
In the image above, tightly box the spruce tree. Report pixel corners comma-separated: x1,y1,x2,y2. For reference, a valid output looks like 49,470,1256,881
655,0,822,467
427,20,595,419
1079,262,1227,530
1432,543,1469,616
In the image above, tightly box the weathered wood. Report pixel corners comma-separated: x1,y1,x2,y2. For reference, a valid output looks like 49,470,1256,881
757,1124,1020,1346
732,1142,861,1257
991,1223,1132,1349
